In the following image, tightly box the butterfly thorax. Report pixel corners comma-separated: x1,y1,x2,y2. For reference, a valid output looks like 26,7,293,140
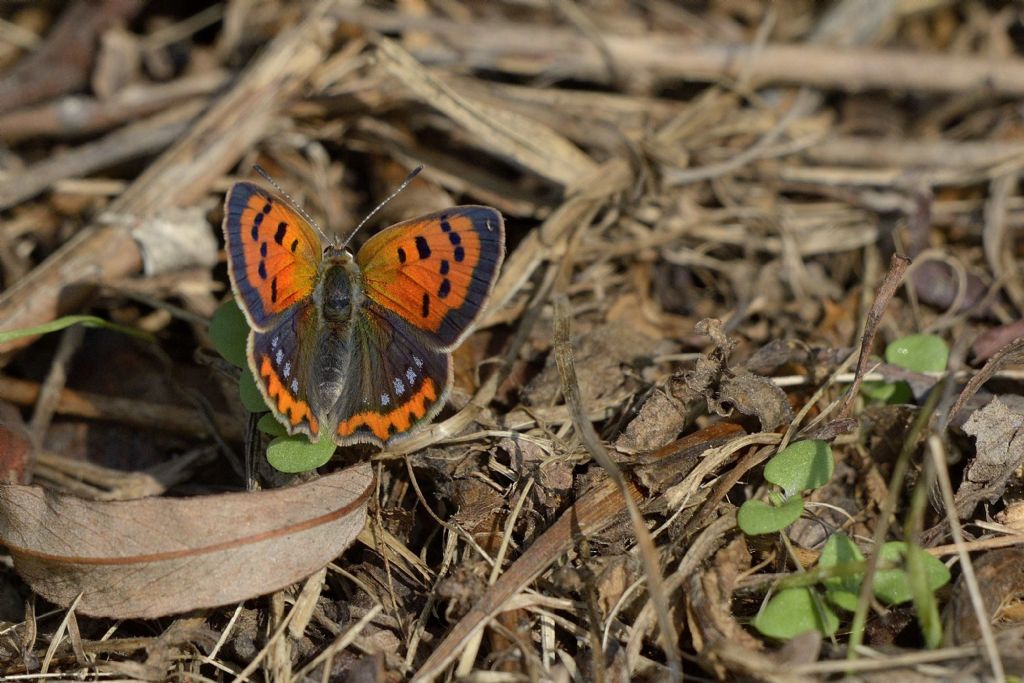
316,248,363,327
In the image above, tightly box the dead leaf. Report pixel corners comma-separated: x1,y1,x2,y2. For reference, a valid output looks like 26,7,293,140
0,463,372,618
955,396,1024,516
614,389,688,453
670,319,793,430
0,402,32,484
523,321,665,407
944,547,1024,646
963,396,1024,482
717,368,794,431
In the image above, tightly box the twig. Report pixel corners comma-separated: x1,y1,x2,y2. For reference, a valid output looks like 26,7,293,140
0,0,339,354
0,0,143,114
28,325,84,445
0,375,244,442
926,436,1006,682
840,253,911,418
338,7,1024,95
552,294,682,682
0,102,202,211
0,69,228,142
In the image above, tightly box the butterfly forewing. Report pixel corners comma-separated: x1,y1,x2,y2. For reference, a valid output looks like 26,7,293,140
356,206,505,350
223,182,321,330
331,304,452,447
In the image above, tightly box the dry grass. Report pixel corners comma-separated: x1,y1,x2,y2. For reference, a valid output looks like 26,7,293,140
2,1,1024,681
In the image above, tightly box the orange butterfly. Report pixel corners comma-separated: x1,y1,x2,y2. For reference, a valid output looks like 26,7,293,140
223,180,505,446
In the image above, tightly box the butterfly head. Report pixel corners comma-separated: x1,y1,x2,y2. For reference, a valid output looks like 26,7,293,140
318,247,363,326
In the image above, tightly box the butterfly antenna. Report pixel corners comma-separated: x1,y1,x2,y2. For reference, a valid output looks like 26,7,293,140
340,165,424,249
252,165,331,244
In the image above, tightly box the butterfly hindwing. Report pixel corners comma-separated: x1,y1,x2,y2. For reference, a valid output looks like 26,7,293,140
223,182,321,330
356,206,505,350
331,303,452,447
249,303,323,441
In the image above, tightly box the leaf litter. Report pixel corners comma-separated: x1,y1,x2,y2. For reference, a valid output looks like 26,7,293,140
0,1,1024,681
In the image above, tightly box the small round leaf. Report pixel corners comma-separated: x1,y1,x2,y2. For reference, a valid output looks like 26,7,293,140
819,532,864,612
209,300,250,369
257,413,288,437
885,334,948,373
267,434,336,473
753,587,839,640
764,440,834,494
737,496,803,535
239,367,269,413
861,380,896,402
874,541,951,605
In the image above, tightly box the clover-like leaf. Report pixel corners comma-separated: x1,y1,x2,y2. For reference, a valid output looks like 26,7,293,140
266,434,337,473
764,440,834,494
874,541,950,605
753,587,839,639
819,532,864,612
885,334,948,373
737,496,803,535
257,413,288,437
210,299,250,369
239,367,269,413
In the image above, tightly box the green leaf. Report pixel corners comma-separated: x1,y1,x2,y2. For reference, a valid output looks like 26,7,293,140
210,300,250,369
819,532,864,612
753,587,839,639
885,334,948,373
0,314,153,345
906,543,944,648
266,434,336,473
764,440,834,494
861,380,896,402
239,367,269,413
737,496,803,535
257,413,288,437
874,541,951,605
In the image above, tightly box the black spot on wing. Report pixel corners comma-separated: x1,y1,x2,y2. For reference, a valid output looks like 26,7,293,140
440,259,449,275
421,293,430,318
438,279,450,299
275,222,287,245
454,246,465,262
397,247,407,264
260,242,268,258
415,235,431,259
258,261,267,280
271,277,278,303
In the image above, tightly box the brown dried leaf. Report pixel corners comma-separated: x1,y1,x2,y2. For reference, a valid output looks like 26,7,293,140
963,397,1024,482
944,547,1024,645
0,402,32,484
0,463,372,618
718,368,794,431
955,396,1024,515
523,321,664,407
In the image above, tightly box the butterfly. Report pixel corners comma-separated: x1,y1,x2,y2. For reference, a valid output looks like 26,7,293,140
222,179,505,447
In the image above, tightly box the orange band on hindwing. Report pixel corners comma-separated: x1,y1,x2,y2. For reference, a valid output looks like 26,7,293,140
336,377,438,442
259,355,319,435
